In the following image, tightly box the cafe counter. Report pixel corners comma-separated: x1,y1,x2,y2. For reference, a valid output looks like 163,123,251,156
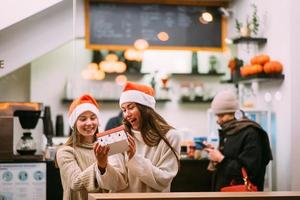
88,192,300,200
171,159,212,192
0,158,210,200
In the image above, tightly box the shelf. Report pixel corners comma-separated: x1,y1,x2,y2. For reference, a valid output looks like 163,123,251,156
103,72,225,77
171,72,225,76
232,37,267,45
62,98,171,104
155,98,172,103
220,79,235,84
221,73,284,84
180,97,213,103
106,72,149,76
62,98,118,103
235,73,284,84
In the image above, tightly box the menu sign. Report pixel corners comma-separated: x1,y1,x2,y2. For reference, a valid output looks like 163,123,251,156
86,1,223,50
0,163,46,200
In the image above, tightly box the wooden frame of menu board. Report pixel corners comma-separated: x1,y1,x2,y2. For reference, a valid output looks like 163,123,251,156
84,0,228,51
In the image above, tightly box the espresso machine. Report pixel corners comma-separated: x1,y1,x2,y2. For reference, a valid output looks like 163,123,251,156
0,102,44,160
0,103,64,200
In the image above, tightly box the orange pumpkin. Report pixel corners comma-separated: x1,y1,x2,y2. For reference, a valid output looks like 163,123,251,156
263,61,283,74
252,64,263,74
251,54,270,65
248,65,256,75
240,64,251,77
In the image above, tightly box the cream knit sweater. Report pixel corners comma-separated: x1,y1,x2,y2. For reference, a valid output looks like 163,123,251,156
56,143,105,200
97,129,181,192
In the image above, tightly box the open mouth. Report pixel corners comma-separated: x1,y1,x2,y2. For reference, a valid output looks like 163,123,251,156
130,119,136,124
128,118,137,126
128,118,140,130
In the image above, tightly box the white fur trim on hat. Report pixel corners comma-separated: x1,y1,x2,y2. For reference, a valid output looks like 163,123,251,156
119,90,156,109
68,103,100,128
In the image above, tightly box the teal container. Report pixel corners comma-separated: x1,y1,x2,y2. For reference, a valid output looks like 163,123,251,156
193,137,207,150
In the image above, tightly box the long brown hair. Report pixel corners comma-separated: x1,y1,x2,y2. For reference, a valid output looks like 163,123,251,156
123,103,180,169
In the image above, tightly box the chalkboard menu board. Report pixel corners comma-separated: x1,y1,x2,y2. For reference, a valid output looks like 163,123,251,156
85,1,225,50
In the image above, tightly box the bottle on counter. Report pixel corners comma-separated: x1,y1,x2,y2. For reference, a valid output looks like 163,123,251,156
43,106,54,137
44,136,57,160
44,145,57,160
55,115,64,137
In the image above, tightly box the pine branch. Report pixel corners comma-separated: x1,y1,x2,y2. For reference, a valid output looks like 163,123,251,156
251,4,259,35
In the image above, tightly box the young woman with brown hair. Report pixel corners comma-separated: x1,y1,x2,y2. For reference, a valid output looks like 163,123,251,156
96,81,181,192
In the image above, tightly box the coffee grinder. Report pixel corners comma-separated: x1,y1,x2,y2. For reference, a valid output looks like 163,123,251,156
0,102,44,160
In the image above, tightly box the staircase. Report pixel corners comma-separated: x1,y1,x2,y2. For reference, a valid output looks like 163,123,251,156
0,0,79,78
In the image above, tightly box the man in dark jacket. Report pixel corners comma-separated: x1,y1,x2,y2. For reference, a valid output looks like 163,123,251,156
204,90,273,191
105,111,123,130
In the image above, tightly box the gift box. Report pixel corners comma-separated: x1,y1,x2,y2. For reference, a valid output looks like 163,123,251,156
96,125,129,156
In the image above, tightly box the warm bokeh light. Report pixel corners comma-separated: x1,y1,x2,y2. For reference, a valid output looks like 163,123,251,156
94,69,105,80
134,39,149,50
124,48,143,61
100,60,127,73
157,32,169,41
114,61,127,73
224,38,233,44
105,53,119,62
199,16,208,24
87,63,99,71
124,48,138,61
82,66,105,80
115,75,128,86
99,61,115,73
200,11,213,23
83,50,129,80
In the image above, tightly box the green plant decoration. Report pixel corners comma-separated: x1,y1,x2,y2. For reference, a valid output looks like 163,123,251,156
235,3,259,36
250,4,259,35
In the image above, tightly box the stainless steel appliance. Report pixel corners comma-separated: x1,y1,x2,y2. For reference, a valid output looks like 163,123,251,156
0,103,63,200
0,102,44,160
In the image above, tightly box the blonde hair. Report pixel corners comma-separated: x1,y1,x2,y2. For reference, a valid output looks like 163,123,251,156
65,127,97,147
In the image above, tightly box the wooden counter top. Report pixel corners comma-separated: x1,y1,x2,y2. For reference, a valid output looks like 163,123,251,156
88,191,300,200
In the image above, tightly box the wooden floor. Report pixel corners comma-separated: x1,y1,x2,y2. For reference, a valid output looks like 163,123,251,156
88,191,300,200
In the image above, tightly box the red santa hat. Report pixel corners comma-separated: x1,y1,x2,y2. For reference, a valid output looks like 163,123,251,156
68,94,101,128
119,82,156,109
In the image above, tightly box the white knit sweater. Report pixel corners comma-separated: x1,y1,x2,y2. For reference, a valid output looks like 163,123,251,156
56,143,105,200
96,129,181,192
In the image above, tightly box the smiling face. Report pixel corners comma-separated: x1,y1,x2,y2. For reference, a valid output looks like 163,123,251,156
76,111,99,143
121,102,141,131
